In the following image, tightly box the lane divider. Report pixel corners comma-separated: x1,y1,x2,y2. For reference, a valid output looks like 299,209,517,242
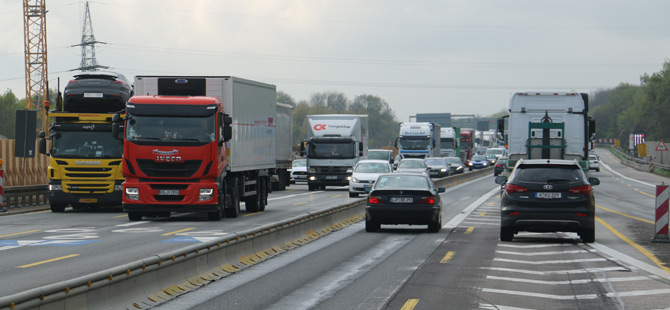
18,254,80,269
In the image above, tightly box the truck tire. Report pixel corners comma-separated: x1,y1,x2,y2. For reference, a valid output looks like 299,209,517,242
245,177,261,213
50,203,66,213
258,177,267,212
208,188,224,221
225,180,240,218
128,212,143,221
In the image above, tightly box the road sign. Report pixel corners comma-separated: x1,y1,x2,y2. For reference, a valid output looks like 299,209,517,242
656,140,668,152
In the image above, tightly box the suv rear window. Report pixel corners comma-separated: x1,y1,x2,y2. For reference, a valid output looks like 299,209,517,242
514,165,582,183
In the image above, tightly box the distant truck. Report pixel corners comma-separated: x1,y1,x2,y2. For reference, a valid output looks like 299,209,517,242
502,91,596,170
460,128,475,164
272,102,294,191
440,127,460,158
115,76,286,220
396,122,441,159
301,114,368,191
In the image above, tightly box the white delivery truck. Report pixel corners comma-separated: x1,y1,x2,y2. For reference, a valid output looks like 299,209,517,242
271,102,294,191
440,127,459,157
397,122,441,159
300,114,368,191
504,91,596,170
122,76,284,219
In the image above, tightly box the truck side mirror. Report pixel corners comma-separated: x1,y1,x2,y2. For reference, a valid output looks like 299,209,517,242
38,131,47,155
497,118,505,135
111,113,121,140
222,114,232,142
359,142,364,156
588,119,596,137
300,142,305,157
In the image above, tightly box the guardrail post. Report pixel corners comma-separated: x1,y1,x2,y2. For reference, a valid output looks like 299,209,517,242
652,182,670,243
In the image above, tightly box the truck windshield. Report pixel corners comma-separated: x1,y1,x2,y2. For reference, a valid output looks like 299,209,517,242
308,142,355,159
367,151,390,160
52,131,123,159
398,137,430,150
461,141,472,149
126,115,215,144
440,138,455,148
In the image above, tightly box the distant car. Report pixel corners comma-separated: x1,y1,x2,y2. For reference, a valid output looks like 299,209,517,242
494,159,600,243
494,157,507,176
588,154,600,172
289,159,307,184
424,157,451,178
367,149,395,164
486,147,507,159
63,71,133,113
468,154,490,170
349,160,393,197
444,157,465,174
394,158,428,175
365,173,445,232
486,153,498,165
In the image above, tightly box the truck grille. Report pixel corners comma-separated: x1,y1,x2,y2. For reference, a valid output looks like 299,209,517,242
154,195,185,202
315,166,349,174
64,167,113,178
136,159,202,178
65,182,112,193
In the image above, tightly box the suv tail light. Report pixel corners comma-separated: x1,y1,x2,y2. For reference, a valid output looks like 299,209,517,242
419,197,435,204
505,184,527,194
112,80,127,85
569,185,591,195
67,79,77,85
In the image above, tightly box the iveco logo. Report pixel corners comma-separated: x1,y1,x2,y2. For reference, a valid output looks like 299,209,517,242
153,149,179,155
543,185,554,190
156,156,182,162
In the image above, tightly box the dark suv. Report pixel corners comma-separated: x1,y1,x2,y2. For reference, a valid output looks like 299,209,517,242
494,159,600,243
63,71,133,113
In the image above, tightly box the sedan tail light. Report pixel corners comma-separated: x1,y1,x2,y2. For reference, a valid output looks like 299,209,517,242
569,185,591,195
112,80,127,85
505,184,527,194
368,196,382,204
66,79,77,85
419,197,435,204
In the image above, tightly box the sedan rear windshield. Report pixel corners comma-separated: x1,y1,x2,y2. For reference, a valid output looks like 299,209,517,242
514,165,582,183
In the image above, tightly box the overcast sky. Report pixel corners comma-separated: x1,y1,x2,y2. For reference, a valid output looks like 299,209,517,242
1,0,669,121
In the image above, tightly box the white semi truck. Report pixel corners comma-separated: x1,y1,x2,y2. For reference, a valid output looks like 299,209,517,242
504,91,596,170
440,127,459,157
397,122,441,159
300,114,368,191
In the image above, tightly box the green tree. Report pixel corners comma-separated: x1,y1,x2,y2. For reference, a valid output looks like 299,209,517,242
277,90,296,107
0,90,22,139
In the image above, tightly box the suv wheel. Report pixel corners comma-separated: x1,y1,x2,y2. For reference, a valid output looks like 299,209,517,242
500,226,514,241
580,228,595,243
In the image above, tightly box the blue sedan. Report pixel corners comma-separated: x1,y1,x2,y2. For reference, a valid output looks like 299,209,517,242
468,154,490,170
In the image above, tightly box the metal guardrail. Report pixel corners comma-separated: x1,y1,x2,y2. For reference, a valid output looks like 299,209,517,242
601,145,670,171
2,185,49,210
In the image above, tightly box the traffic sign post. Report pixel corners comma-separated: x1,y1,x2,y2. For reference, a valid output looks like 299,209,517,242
656,140,667,166
653,183,670,243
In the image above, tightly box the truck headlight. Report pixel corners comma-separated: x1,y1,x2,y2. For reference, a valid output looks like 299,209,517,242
125,187,139,200
199,188,214,201
49,184,62,191
309,176,316,181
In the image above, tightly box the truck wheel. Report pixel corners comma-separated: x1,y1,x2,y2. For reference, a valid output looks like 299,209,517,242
128,212,143,221
225,180,240,218
208,189,224,221
245,177,261,213
258,177,267,212
50,203,66,213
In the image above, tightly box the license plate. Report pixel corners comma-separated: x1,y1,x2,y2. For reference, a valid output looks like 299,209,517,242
159,190,180,195
390,197,413,203
83,92,103,98
325,175,338,180
536,192,561,199
79,198,97,203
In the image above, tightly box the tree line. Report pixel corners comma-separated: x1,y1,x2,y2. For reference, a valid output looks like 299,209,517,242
591,60,670,149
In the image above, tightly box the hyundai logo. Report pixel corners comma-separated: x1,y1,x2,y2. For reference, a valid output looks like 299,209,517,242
543,184,553,190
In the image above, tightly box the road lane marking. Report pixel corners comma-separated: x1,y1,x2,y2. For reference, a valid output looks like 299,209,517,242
465,227,475,234
330,194,343,198
595,216,670,274
400,299,420,310
482,266,627,275
498,243,572,248
0,230,40,238
634,188,655,198
479,303,534,310
294,201,308,206
115,221,150,227
596,205,653,224
495,250,591,256
487,275,651,285
162,228,195,236
113,215,127,218
243,212,261,217
600,161,654,187
479,212,487,216
443,187,499,230
18,254,80,268
483,288,597,300
440,251,455,263
494,257,605,265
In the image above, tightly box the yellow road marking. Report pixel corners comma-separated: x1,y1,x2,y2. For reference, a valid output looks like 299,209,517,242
596,216,670,274
243,212,261,217
596,205,653,224
294,201,308,206
634,189,655,198
440,251,455,264
27,210,50,214
0,230,41,238
18,254,80,268
162,228,195,236
465,227,475,234
331,194,343,198
401,299,420,310
488,202,494,206
479,212,486,217
113,215,126,219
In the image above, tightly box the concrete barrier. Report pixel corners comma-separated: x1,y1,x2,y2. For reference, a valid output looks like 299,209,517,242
0,168,493,310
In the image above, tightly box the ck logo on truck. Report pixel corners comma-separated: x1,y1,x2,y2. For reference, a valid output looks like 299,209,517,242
313,124,327,131
153,149,182,162
313,124,352,131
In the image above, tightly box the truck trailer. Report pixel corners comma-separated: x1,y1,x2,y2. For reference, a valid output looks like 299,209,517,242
396,122,441,159
440,127,460,157
115,76,284,220
300,114,368,191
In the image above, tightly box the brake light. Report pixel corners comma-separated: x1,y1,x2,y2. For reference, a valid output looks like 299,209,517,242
368,196,382,204
419,197,435,204
112,80,127,85
508,211,520,216
67,79,77,85
569,185,591,195
505,184,527,194
576,213,589,217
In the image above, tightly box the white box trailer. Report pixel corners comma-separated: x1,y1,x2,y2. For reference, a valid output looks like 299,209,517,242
506,91,595,169
272,102,294,190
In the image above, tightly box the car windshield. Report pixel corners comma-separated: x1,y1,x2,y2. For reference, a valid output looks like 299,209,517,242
375,175,430,190
354,162,391,173
473,155,486,161
440,138,455,148
424,159,445,166
398,160,426,169
514,166,582,183
367,151,390,160
292,160,306,168
487,149,505,156
445,158,462,164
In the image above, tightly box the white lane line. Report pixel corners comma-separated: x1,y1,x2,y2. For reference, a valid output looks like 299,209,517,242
483,266,627,275
495,250,592,256
589,242,670,280
463,218,499,222
606,289,670,297
482,288,597,300
479,303,535,310
601,161,655,187
115,221,150,227
493,257,606,265
486,275,652,285
460,222,499,226
443,187,500,230
497,243,573,249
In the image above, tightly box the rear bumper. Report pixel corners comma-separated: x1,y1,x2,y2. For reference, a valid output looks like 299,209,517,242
366,205,440,225
501,209,594,233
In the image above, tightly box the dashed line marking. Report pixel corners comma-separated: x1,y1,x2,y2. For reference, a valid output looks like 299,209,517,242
465,227,475,234
0,230,40,238
162,228,195,236
482,266,627,275
495,250,592,256
18,254,80,268
493,257,606,265
440,251,455,264
400,299,420,310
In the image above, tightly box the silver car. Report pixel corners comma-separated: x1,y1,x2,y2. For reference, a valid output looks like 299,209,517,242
394,158,428,175
289,159,308,183
349,160,393,197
